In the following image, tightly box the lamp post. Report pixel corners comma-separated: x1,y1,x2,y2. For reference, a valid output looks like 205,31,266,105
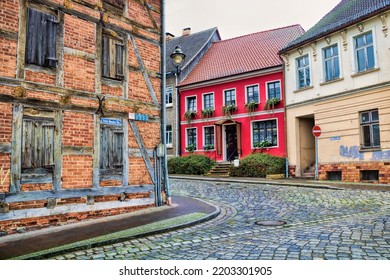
170,45,186,158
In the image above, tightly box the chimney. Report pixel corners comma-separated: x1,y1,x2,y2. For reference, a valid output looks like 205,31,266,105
166,32,175,41
182,27,191,36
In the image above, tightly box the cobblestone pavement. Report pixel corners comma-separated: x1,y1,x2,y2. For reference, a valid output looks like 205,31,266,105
51,179,390,260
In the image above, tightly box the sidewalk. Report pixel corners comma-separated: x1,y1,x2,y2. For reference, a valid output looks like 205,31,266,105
0,175,388,260
0,195,219,260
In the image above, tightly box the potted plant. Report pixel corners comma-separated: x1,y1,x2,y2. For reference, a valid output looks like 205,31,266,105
184,110,196,123
222,104,237,117
264,98,280,112
203,144,214,150
254,140,272,152
201,108,214,118
245,101,258,112
185,143,196,152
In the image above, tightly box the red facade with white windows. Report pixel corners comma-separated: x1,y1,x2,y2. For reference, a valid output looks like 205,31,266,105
178,25,305,162
179,72,286,161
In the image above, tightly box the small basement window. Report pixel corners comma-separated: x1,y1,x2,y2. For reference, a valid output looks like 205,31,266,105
361,170,379,181
327,171,342,181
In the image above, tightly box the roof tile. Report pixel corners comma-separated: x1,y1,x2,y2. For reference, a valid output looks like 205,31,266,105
180,25,304,86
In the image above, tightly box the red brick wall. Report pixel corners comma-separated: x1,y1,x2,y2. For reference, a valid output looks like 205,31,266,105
0,0,20,33
64,14,95,54
129,156,153,185
0,154,11,192
0,203,154,234
0,102,12,143
102,83,123,97
64,55,95,92
25,70,56,85
320,162,390,184
0,38,17,78
62,155,93,189
62,111,94,147
21,183,53,192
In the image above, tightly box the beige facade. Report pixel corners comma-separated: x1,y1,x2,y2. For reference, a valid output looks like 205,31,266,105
283,11,390,183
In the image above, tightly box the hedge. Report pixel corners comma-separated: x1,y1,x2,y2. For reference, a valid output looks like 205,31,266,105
168,154,215,175
230,153,286,177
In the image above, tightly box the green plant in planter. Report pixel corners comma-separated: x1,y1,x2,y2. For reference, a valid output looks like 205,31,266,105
201,108,214,118
264,98,280,111
185,143,196,152
245,101,258,112
203,144,214,150
184,111,196,123
222,104,237,117
254,140,272,149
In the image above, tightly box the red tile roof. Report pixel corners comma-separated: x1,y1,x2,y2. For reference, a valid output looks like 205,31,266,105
179,25,304,87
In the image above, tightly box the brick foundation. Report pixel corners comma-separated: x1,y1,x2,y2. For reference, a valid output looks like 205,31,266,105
319,162,390,184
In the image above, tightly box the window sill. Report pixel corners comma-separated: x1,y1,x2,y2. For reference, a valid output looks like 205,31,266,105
319,77,344,86
293,85,314,94
166,145,173,149
351,67,380,78
359,147,381,152
25,64,56,75
166,104,173,108
102,77,124,86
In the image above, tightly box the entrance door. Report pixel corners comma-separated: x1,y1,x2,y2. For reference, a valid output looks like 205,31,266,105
225,125,238,161
298,116,315,176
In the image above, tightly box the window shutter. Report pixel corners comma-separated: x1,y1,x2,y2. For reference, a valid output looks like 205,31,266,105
26,9,57,68
26,9,41,65
102,36,110,77
100,125,124,175
115,43,124,78
45,14,58,68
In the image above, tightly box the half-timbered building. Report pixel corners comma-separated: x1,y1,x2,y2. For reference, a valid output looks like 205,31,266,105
0,0,163,234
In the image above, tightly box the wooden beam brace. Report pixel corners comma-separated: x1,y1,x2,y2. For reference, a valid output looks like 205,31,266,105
129,35,159,105
128,120,156,184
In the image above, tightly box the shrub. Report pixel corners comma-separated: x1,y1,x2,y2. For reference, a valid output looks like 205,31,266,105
168,154,215,175
230,153,285,177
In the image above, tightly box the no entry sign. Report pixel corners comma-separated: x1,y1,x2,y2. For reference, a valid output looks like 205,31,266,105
312,125,322,137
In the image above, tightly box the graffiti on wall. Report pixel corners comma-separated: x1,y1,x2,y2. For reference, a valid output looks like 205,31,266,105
340,146,390,161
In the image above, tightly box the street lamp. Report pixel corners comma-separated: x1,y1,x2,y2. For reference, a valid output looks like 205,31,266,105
169,45,186,159
170,45,186,72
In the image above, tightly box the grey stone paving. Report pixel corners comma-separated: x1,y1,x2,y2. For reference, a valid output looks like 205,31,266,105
51,180,390,260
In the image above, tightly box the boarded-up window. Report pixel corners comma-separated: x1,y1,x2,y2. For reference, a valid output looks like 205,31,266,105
102,33,124,80
100,122,124,179
26,8,58,68
21,116,55,183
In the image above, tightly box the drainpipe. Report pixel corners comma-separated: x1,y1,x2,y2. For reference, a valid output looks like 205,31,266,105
175,70,180,157
161,0,171,205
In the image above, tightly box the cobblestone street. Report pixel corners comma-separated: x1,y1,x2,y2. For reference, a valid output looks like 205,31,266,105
51,179,390,260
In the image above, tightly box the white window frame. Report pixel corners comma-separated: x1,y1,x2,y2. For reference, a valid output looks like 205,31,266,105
202,92,215,110
223,88,236,106
185,95,197,112
250,118,279,149
295,54,311,90
352,29,377,74
265,80,282,101
245,84,260,104
166,124,173,148
202,125,215,150
185,127,197,149
165,85,173,107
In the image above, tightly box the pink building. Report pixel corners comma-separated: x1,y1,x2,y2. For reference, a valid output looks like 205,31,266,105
178,25,304,162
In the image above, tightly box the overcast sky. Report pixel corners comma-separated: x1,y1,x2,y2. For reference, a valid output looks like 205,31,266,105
166,0,342,40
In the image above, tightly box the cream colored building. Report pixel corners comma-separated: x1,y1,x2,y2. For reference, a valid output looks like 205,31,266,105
280,0,390,183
